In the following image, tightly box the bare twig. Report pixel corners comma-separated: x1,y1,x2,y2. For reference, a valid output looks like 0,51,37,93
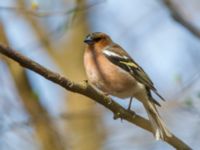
0,0,104,17
163,0,200,39
0,44,192,150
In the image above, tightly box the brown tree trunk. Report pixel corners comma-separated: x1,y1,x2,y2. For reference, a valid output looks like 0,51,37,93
52,1,105,150
0,20,65,150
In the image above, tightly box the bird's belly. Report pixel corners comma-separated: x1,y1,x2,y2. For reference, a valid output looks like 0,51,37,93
84,53,144,98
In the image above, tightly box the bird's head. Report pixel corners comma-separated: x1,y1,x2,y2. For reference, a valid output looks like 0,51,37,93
84,32,112,47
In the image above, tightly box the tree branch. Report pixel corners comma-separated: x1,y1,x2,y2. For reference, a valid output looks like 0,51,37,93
163,0,200,39
0,44,191,150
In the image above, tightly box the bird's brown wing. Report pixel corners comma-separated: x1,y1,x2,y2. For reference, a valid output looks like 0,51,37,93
102,44,165,102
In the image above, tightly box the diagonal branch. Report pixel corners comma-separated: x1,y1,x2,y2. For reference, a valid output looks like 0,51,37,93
0,44,191,150
163,0,200,39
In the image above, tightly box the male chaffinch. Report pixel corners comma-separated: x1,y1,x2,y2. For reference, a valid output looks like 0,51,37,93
83,32,171,140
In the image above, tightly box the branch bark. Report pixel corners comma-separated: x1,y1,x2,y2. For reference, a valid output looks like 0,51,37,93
0,44,192,150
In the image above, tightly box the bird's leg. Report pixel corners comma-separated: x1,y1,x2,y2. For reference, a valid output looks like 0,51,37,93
113,97,135,122
128,97,133,111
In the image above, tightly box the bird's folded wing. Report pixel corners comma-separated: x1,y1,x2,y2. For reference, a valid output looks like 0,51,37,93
102,44,165,101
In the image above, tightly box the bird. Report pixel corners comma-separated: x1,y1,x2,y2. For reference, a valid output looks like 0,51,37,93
83,32,171,140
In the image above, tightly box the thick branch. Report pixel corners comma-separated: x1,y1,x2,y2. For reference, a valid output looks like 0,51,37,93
163,0,200,39
0,44,191,150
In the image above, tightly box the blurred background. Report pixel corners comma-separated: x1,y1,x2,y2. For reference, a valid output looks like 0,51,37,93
0,0,200,149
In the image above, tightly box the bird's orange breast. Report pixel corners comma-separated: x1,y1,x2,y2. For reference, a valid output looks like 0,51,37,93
84,48,140,98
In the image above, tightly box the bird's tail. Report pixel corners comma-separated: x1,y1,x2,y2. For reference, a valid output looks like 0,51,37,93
143,98,172,140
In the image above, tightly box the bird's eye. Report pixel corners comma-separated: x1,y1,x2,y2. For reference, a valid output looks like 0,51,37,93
94,37,101,42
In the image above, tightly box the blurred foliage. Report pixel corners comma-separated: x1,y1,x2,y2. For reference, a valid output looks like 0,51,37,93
184,97,193,108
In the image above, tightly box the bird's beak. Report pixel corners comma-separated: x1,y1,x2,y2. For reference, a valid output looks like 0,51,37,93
84,35,94,44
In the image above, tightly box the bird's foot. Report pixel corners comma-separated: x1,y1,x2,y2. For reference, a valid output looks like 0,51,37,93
127,108,136,119
127,107,131,111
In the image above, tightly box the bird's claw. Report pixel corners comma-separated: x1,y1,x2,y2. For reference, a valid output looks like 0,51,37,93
127,109,136,118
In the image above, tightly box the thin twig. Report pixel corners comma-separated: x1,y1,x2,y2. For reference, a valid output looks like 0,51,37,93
0,44,192,150
0,0,105,17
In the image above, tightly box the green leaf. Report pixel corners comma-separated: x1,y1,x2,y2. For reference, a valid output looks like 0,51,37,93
184,97,193,107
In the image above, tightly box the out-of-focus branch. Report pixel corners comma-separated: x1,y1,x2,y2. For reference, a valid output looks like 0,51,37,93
0,20,66,150
17,0,55,53
0,111,101,135
0,0,104,17
0,44,192,150
163,0,200,38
